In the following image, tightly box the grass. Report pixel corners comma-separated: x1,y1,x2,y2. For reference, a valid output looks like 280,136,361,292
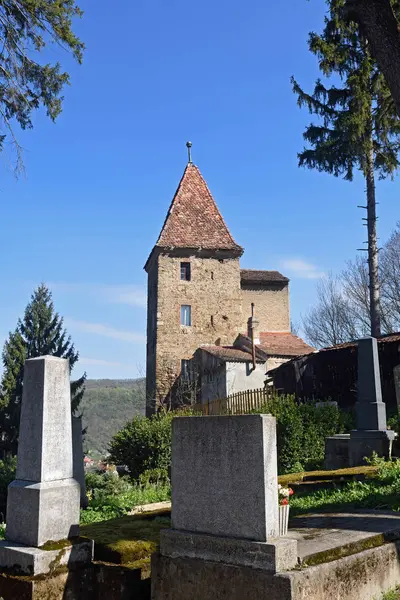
382,588,400,600
81,473,171,525
290,458,400,517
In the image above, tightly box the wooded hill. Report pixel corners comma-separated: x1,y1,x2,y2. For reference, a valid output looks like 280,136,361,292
80,378,146,458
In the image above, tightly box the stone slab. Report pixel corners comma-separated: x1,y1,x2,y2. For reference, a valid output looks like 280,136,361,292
152,538,400,600
0,538,93,575
349,429,395,466
160,528,298,573
6,478,80,547
72,415,88,508
171,415,279,541
16,356,73,483
324,434,350,470
289,510,400,560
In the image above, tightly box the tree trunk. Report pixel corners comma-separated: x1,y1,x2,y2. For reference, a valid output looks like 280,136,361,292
345,0,400,116
365,141,382,338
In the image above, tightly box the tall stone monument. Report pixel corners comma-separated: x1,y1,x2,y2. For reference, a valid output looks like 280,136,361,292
349,337,395,466
153,415,298,593
0,356,93,576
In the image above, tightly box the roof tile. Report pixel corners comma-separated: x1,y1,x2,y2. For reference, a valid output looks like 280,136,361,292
155,164,242,251
241,269,289,285
258,332,315,357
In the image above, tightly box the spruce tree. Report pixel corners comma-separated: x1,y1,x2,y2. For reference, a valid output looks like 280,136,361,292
0,284,86,455
292,0,400,338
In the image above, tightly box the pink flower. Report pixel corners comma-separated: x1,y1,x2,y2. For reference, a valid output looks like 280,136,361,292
280,498,289,506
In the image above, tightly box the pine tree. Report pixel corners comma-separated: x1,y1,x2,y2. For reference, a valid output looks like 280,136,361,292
0,284,86,455
292,0,400,338
0,0,84,173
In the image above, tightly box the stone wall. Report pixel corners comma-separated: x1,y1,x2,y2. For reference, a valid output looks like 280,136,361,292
145,258,158,412
241,283,290,333
147,252,243,410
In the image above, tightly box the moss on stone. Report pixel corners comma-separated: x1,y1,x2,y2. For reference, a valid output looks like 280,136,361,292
300,533,387,567
40,537,86,551
81,514,170,573
278,465,378,486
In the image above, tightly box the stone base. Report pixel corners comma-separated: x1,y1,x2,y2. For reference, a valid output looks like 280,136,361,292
160,529,298,573
152,538,400,600
6,478,80,547
0,560,143,600
0,538,93,576
349,430,396,467
324,434,350,470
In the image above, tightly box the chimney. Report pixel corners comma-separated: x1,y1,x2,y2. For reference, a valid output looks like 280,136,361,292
247,304,260,345
247,304,260,370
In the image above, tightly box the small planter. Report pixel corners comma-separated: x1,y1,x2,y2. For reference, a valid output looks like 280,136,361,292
279,504,290,536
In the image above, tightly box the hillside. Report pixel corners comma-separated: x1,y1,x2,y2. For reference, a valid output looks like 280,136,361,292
80,378,146,458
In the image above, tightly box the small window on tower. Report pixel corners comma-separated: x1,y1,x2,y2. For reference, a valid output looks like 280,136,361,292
180,305,192,326
180,262,191,281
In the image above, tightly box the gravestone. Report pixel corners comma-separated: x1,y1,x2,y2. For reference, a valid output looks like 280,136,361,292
0,356,93,576
157,414,297,574
72,415,89,508
349,337,395,466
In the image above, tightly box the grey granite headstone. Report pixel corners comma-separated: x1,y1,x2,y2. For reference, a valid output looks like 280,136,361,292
6,356,80,548
349,338,395,466
160,415,298,573
355,337,386,431
72,415,88,509
393,363,400,412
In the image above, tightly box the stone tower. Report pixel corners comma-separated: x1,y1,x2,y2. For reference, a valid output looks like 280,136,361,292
144,158,243,415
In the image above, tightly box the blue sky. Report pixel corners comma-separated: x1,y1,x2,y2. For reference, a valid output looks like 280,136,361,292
0,0,399,380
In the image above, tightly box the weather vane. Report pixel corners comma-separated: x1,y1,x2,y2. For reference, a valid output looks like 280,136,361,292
186,141,193,164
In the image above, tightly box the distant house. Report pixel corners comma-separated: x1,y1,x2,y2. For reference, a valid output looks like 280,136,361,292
144,149,313,413
192,318,313,404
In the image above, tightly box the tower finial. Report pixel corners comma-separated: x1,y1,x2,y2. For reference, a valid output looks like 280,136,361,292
186,141,193,164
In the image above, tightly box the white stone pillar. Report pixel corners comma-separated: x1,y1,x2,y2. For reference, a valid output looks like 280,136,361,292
6,356,80,547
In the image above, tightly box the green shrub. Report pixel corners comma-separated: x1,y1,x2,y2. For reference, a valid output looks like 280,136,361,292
82,469,171,525
255,397,345,474
108,413,174,481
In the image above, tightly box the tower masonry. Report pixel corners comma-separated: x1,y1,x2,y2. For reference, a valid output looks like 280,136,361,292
144,150,309,415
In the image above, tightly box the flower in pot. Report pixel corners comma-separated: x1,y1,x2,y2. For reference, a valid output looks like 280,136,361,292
278,484,293,536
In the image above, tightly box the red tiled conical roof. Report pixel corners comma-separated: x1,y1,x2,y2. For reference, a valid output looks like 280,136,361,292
155,163,242,252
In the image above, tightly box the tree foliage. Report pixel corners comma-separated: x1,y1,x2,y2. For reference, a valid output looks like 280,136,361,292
0,283,85,455
303,224,400,347
109,413,174,481
292,0,400,338
345,0,400,117
0,0,84,172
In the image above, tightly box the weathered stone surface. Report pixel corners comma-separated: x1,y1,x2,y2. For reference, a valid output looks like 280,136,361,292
349,429,395,466
0,561,143,600
0,538,93,576
160,529,298,573
171,415,279,541
6,479,80,547
72,416,88,509
5,356,82,551
355,337,386,431
152,538,400,600
16,356,73,482
151,552,293,600
324,434,350,470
